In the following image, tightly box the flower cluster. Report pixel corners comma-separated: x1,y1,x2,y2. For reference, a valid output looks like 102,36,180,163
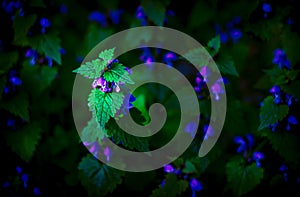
262,3,272,18
1,166,41,196
1,0,24,19
272,49,291,70
234,133,265,167
163,163,203,196
25,48,65,66
88,9,123,27
40,18,51,34
139,47,178,68
214,16,243,44
3,70,22,96
194,66,228,101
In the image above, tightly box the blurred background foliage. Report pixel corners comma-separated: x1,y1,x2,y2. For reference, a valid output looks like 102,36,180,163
1,0,300,196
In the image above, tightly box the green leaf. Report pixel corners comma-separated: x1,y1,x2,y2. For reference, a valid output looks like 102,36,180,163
73,59,99,79
0,51,19,75
151,174,188,197
217,54,239,76
281,80,300,99
105,119,149,152
258,96,289,130
78,155,124,197
85,24,113,51
182,160,197,174
81,116,105,143
183,157,209,175
141,0,169,26
261,131,300,164
182,47,211,68
282,29,300,65
21,64,57,96
264,68,299,85
103,63,134,84
13,14,37,46
207,35,221,55
226,156,264,196
98,48,115,62
30,33,62,65
5,123,42,162
92,89,124,127
0,91,30,121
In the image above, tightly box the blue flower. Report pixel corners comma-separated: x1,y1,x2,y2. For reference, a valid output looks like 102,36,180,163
59,4,68,14
40,18,51,34
59,48,66,55
262,3,272,13
89,11,107,27
163,52,177,67
163,164,175,173
286,115,298,131
136,6,147,25
252,152,264,167
189,178,203,191
234,133,254,157
272,49,291,69
21,173,29,188
203,125,214,140
16,166,22,174
185,121,198,138
229,29,242,43
33,187,41,195
109,10,123,24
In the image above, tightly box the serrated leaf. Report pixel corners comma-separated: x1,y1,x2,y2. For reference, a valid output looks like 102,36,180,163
262,131,300,164
73,59,99,79
226,156,264,196
5,123,42,162
30,33,62,65
184,157,209,175
264,68,299,85
105,119,149,152
0,91,30,121
13,14,37,46
141,0,169,26
85,24,114,51
81,116,105,143
0,51,19,75
98,48,115,62
217,55,239,76
93,89,124,127
21,64,57,96
151,174,188,197
182,47,211,68
78,155,124,197
182,160,197,174
281,80,300,99
258,96,289,130
207,35,221,55
103,63,134,84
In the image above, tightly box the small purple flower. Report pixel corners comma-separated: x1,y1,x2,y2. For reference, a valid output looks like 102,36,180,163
46,56,53,67
21,173,29,188
189,178,203,191
272,49,291,69
2,181,10,188
163,52,177,67
103,147,111,162
262,3,272,13
234,136,247,154
185,121,198,138
33,187,41,195
288,115,298,125
230,29,242,43
59,4,68,14
163,164,175,173
10,76,22,86
40,18,50,34
59,48,66,55
252,152,264,167
109,10,123,24
220,32,228,43
89,11,107,27
279,164,288,172
7,118,16,129
203,125,214,140
16,166,22,174
200,66,210,82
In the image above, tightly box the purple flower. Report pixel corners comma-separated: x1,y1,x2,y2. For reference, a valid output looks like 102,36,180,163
203,125,214,140
21,174,29,188
252,152,264,167
230,29,242,43
59,48,66,55
163,52,177,67
16,166,22,174
10,76,22,86
288,115,298,125
40,18,51,34
103,147,111,162
234,133,254,156
272,49,291,69
2,181,10,188
189,178,203,191
200,66,210,82
262,3,272,13
89,11,107,27
279,164,288,172
109,10,123,24
7,118,16,129
163,164,175,173
185,121,198,138
59,4,68,14
33,187,41,195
